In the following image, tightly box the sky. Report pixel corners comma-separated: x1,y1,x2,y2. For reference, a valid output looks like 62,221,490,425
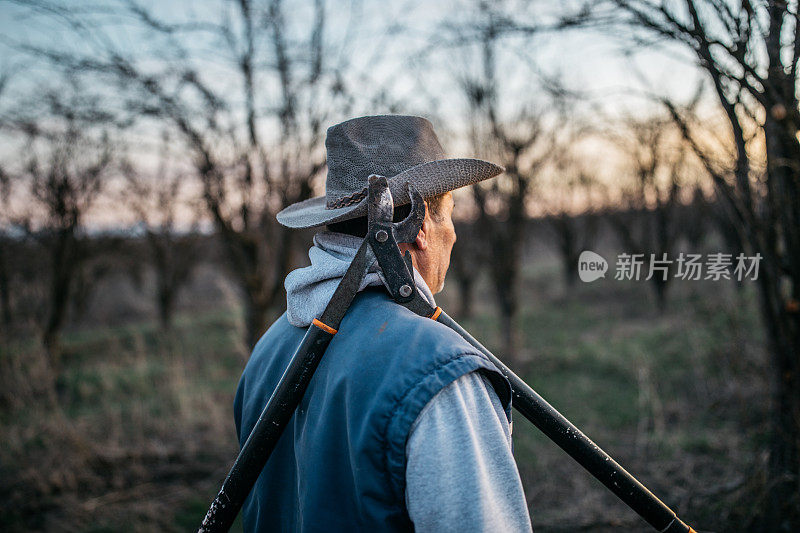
0,0,706,122
0,0,710,228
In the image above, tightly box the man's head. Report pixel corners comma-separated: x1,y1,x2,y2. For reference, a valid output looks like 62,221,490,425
276,115,502,292
327,191,456,294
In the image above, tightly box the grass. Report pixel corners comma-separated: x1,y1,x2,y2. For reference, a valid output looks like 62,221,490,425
442,263,767,531
0,309,246,532
0,258,768,532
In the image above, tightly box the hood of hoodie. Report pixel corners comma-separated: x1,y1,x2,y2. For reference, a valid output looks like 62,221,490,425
284,231,436,328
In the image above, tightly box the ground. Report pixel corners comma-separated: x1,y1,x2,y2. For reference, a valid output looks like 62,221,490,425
0,249,767,532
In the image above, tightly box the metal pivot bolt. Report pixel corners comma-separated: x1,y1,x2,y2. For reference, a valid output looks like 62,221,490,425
375,229,388,242
399,284,412,297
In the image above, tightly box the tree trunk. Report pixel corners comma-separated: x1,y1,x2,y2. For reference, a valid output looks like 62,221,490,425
555,217,579,290
243,291,270,350
43,227,78,365
498,297,517,359
492,266,519,359
153,237,176,332
457,275,475,319
714,211,745,292
562,247,578,290
211,221,276,349
0,239,11,328
651,277,667,313
449,223,480,321
759,112,800,530
755,266,800,531
158,284,175,331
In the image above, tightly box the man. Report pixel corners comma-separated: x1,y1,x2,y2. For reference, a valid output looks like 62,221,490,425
234,115,532,532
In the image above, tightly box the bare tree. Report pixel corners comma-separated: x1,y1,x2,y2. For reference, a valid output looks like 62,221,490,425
708,189,747,290
69,234,129,323
445,1,576,355
0,168,11,331
542,143,605,290
122,133,199,331
448,220,485,319
0,241,10,329
463,71,550,355
606,115,687,310
679,184,709,251
602,1,800,526
8,0,365,347
118,0,332,347
0,69,16,331
6,91,113,361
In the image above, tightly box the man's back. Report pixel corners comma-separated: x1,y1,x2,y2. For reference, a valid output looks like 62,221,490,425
234,289,512,532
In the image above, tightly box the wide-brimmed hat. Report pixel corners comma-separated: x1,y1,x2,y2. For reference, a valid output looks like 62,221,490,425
276,115,503,228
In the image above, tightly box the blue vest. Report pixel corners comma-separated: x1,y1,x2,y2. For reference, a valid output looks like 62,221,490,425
234,289,512,532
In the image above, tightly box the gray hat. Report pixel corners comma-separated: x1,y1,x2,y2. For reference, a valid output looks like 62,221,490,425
276,115,503,228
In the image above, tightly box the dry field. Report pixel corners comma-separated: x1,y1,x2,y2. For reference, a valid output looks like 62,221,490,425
1,243,767,532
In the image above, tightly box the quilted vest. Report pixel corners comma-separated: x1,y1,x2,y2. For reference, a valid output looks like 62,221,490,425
234,289,511,532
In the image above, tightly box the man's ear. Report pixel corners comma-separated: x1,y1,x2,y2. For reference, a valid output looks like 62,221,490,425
415,216,429,251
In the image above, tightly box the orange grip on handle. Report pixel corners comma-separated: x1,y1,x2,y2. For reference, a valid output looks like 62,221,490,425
312,318,338,335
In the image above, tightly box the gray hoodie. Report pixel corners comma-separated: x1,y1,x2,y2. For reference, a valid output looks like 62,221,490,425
285,231,532,532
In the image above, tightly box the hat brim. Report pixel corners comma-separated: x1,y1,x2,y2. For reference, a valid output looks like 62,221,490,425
276,158,504,229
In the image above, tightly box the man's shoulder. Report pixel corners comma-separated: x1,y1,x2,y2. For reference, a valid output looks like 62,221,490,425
250,312,301,356
340,290,472,353
241,312,305,385
241,289,484,391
